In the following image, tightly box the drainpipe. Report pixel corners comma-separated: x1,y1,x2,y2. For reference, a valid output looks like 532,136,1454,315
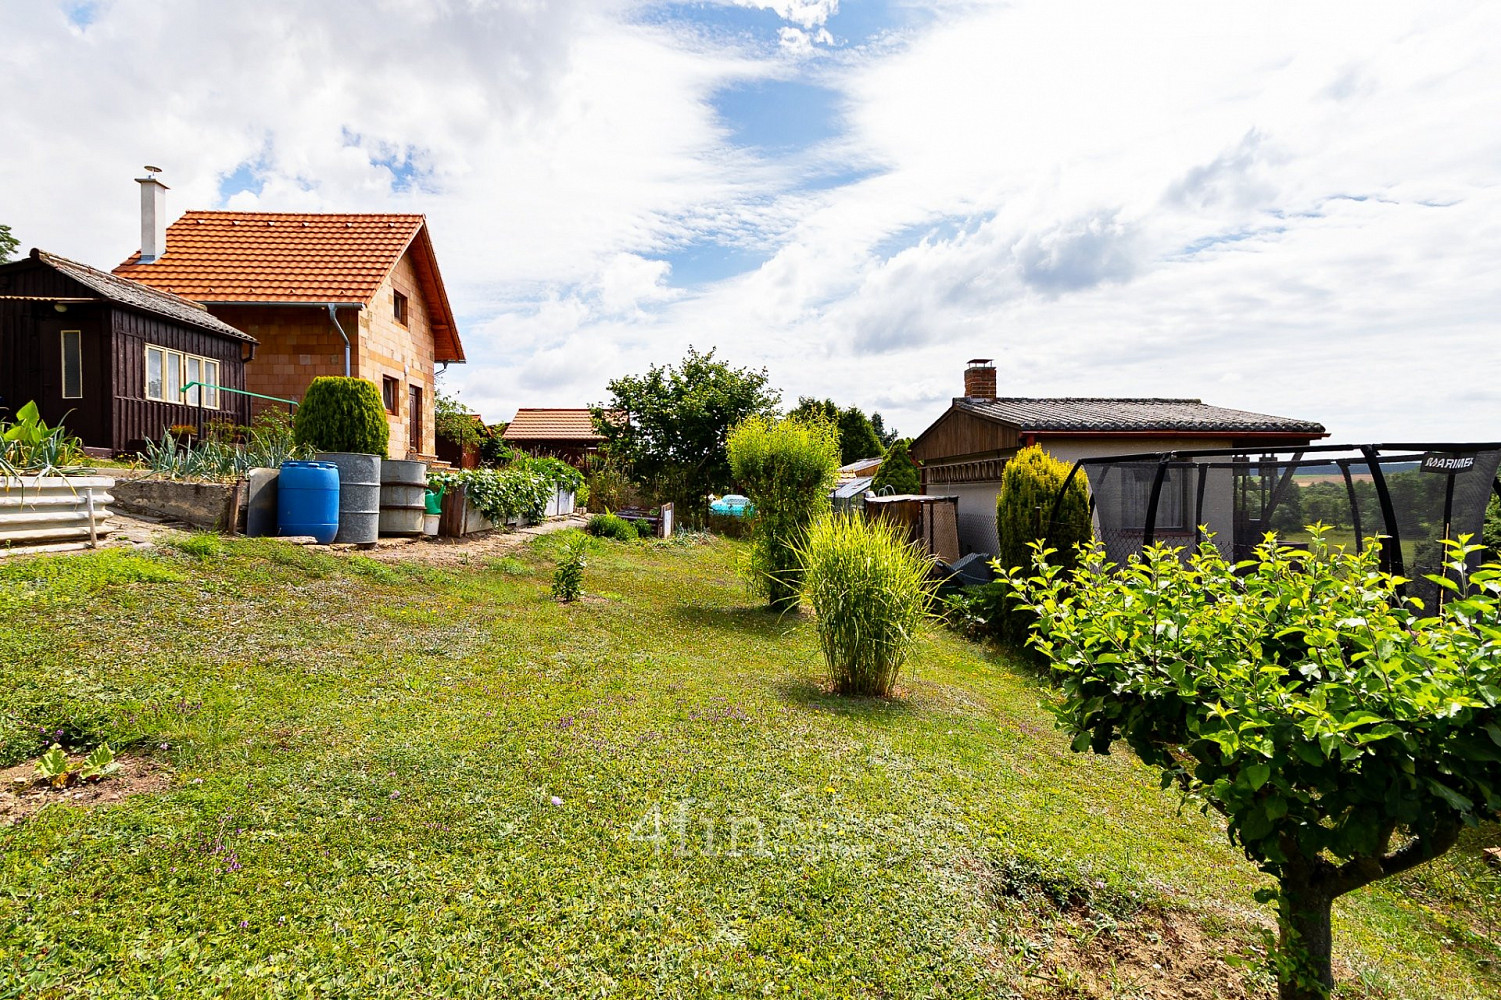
327,304,350,376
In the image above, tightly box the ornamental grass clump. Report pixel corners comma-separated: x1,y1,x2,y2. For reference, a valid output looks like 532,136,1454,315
798,514,935,696
726,414,841,611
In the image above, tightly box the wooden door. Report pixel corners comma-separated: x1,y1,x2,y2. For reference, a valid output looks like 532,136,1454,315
408,384,423,456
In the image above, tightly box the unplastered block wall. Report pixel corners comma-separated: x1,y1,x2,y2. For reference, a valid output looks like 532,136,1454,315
212,304,351,421
359,251,436,459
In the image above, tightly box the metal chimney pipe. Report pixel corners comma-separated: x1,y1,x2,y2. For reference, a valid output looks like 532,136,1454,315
135,168,169,263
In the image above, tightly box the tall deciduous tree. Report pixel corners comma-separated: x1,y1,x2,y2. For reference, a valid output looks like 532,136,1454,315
594,347,778,517
1009,532,1501,1000
789,396,886,465
0,224,18,264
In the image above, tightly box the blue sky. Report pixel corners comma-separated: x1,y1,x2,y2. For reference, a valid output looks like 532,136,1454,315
4,0,1500,441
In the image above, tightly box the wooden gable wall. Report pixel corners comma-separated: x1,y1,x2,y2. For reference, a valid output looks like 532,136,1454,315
909,407,1020,465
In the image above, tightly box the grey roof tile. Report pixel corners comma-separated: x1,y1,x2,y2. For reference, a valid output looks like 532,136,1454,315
956,397,1325,434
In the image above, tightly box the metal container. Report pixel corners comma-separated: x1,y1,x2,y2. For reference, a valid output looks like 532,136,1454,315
276,461,339,544
0,476,115,546
315,452,381,545
378,459,428,537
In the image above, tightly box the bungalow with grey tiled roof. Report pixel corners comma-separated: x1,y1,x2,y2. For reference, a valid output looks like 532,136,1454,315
909,360,1328,556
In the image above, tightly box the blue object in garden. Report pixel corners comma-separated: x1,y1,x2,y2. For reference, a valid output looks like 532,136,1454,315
277,460,340,544
709,494,754,517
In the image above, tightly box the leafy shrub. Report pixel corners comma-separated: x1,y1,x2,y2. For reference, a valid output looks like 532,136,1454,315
1487,491,1500,560
797,514,935,696
727,414,841,612
1006,531,1501,999
517,456,584,496
292,377,389,457
428,465,559,525
635,518,656,539
551,541,586,602
583,458,641,512
586,513,636,542
0,401,86,477
871,438,920,495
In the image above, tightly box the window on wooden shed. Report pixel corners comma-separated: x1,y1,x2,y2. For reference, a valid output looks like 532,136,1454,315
184,356,201,407
382,375,400,413
165,350,181,402
146,346,165,400
203,360,219,408
60,331,82,399
393,291,409,326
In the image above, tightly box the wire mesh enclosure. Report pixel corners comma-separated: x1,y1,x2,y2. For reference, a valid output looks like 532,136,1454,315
1059,443,1501,606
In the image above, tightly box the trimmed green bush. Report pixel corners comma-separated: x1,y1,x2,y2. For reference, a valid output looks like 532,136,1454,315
293,377,389,457
798,514,935,696
871,438,919,495
727,414,841,612
996,445,1091,572
586,513,636,542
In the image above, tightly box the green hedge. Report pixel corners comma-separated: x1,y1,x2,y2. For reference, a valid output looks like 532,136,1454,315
428,458,584,526
293,377,389,457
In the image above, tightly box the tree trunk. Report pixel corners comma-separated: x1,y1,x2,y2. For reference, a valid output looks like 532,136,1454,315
1278,879,1335,1000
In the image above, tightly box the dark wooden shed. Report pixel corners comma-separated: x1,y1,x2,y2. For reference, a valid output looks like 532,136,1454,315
0,249,255,454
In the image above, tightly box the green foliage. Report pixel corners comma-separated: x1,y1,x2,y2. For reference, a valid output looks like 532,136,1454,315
34,741,119,787
292,377,389,457
172,532,223,559
586,512,637,542
727,414,841,611
79,742,120,779
1006,529,1501,998
788,397,887,465
869,412,898,450
797,514,935,696
1,400,87,477
139,411,307,481
582,457,640,511
595,347,779,517
995,445,1091,574
0,223,17,264
35,744,69,783
1486,490,1500,559
427,461,571,526
479,424,515,467
434,390,485,453
551,541,587,602
871,438,920,495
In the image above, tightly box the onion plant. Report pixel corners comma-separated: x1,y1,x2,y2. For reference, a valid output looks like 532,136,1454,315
0,401,86,480
797,514,935,696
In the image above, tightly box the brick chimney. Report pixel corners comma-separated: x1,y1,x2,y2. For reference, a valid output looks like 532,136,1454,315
963,358,996,400
135,167,169,263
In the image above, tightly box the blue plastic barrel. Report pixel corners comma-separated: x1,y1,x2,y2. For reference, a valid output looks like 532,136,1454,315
277,461,340,544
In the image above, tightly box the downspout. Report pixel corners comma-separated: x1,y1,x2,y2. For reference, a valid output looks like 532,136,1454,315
327,304,350,377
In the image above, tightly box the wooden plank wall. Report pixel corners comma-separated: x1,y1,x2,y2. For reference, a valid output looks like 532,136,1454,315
110,307,252,453
909,408,1020,464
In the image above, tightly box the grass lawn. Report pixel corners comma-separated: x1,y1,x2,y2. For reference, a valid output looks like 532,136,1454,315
1,532,1499,998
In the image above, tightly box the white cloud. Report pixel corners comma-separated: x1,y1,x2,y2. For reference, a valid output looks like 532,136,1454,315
3,0,1499,443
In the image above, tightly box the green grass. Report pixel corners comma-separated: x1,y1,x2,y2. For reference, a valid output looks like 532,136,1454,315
0,535,1497,998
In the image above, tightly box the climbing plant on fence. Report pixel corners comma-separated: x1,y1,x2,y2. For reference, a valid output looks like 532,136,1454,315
1006,529,1501,1000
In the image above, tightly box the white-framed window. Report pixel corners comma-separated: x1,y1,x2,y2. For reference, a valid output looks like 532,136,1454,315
60,330,82,399
144,344,221,409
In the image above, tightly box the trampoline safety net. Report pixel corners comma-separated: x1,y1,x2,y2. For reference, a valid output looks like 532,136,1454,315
1067,444,1501,607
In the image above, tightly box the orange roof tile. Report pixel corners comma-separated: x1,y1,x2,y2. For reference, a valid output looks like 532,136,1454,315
112,211,463,362
503,409,618,442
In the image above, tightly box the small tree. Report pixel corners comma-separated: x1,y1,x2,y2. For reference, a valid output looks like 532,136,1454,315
871,438,920,495
726,414,841,611
996,445,1090,573
1007,531,1501,1000
435,390,484,457
292,377,389,456
799,514,935,696
595,347,778,520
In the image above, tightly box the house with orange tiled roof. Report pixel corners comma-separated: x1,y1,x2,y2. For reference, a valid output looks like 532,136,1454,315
113,173,464,458
502,408,622,467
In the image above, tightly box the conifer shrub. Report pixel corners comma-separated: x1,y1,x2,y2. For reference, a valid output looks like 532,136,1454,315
954,446,1091,647
798,514,935,696
871,438,920,495
726,414,841,612
292,377,389,457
